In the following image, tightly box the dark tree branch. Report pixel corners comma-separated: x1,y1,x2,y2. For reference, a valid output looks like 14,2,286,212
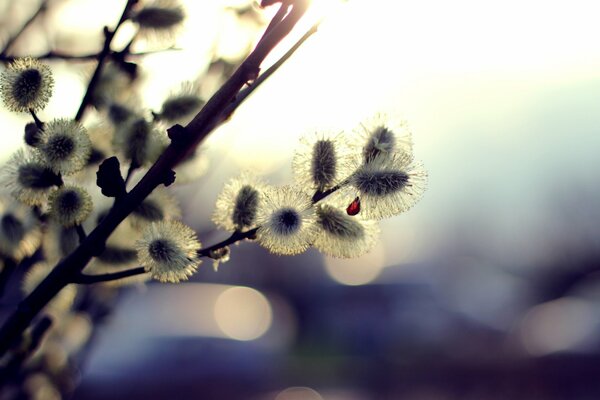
74,0,138,122
0,51,98,62
0,0,49,57
0,258,18,299
224,18,320,116
0,48,180,63
261,1,291,40
72,266,147,284
76,224,87,243
124,161,139,186
0,0,310,357
29,108,44,130
312,181,345,203
197,229,258,257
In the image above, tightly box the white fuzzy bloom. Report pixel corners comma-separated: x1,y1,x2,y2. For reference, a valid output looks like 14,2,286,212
135,220,201,283
212,173,265,232
2,149,62,205
256,186,317,255
89,63,134,109
292,131,352,193
313,203,379,258
0,57,54,112
113,117,168,167
0,197,42,261
36,119,92,175
131,0,185,40
158,82,203,123
342,153,427,220
354,113,413,164
130,187,181,228
48,185,93,227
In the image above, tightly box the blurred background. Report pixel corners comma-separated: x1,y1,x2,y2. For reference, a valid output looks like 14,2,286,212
2,0,600,399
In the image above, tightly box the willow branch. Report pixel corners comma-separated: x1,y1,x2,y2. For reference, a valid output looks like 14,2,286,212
0,0,310,357
75,224,87,242
0,51,96,63
224,18,320,116
72,267,147,284
74,0,138,122
197,229,258,257
29,108,44,130
0,48,180,63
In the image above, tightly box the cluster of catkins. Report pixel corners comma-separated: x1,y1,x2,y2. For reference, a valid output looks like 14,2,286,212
0,57,427,289
213,117,427,260
0,53,206,288
0,8,426,294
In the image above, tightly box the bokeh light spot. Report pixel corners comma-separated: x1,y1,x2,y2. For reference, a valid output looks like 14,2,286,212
214,286,272,341
521,297,596,355
275,387,323,400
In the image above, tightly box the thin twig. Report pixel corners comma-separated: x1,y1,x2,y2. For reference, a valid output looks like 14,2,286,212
261,1,290,40
75,224,87,242
72,266,147,284
74,0,138,122
29,108,44,130
0,0,49,57
224,18,321,116
0,51,98,63
0,48,180,63
198,229,258,257
124,162,138,186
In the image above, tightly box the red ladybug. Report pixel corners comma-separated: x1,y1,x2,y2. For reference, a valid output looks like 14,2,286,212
346,197,361,216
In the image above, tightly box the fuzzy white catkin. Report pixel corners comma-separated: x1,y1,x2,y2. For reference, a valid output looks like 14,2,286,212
293,131,353,193
2,149,62,206
48,185,93,227
256,186,317,255
342,153,428,220
113,117,167,167
131,0,185,41
212,173,265,232
354,113,414,164
135,220,201,283
0,197,42,261
313,203,380,258
0,57,54,113
37,119,92,176
129,188,181,228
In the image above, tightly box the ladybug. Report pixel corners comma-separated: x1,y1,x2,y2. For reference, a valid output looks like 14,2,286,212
346,197,361,216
